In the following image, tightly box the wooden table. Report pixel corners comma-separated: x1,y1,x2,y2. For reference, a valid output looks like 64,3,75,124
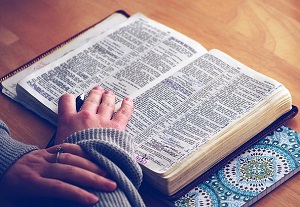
0,0,299,206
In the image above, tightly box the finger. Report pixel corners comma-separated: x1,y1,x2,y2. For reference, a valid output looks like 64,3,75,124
47,144,108,177
46,164,117,191
97,90,116,119
112,97,133,130
57,153,108,177
80,86,104,113
30,177,99,205
58,94,77,118
47,143,85,157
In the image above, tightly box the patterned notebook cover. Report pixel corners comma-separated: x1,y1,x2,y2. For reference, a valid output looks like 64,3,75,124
169,125,300,207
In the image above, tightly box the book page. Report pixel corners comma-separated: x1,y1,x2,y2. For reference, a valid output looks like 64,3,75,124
129,49,289,173
2,12,129,100
17,13,207,114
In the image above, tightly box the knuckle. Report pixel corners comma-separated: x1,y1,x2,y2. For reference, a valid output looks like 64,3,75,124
80,110,93,119
61,153,72,162
102,101,115,109
118,108,131,116
121,101,134,112
110,121,123,130
90,87,104,95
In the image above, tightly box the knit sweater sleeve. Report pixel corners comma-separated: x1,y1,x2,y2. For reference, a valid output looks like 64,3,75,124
64,128,146,207
0,120,39,179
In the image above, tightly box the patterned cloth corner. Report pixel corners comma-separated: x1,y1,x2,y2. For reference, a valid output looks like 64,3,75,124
173,125,300,207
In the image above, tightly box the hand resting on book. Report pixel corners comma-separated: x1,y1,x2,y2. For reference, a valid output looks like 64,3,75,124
0,143,116,205
0,86,145,207
55,85,133,144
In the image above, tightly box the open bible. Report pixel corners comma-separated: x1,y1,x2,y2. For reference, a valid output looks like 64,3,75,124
1,12,295,196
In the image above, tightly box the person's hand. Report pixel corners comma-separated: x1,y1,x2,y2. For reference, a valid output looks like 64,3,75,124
0,143,117,205
55,86,133,144
0,86,133,206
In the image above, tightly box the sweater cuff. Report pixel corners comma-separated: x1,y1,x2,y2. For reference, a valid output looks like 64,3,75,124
0,121,38,179
64,128,136,159
64,128,143,188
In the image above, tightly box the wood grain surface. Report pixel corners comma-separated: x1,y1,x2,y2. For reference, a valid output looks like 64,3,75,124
0,0,299,206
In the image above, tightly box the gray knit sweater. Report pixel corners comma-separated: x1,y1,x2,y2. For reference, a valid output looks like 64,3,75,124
0,120,145,207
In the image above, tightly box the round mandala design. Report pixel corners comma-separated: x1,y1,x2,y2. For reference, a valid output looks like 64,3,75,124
218,144,296,196
174,184,219,207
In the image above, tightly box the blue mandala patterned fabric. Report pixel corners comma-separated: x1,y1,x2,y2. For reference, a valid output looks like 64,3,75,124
173,125,300,207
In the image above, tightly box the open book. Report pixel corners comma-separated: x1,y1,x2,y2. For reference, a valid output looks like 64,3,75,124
1,12,295,196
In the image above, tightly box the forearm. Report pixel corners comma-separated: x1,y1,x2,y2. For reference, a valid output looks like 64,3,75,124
64,128,145,207
0,120,38,179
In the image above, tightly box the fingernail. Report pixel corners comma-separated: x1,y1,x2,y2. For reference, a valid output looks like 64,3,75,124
105,180,117,190
87,194,99,204
125,97,132,102
104,90,112,95
94,86,103,90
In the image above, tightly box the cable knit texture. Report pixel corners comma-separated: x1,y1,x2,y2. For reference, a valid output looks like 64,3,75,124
0,120,38,179
0,119,145,207
64,128,145,207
